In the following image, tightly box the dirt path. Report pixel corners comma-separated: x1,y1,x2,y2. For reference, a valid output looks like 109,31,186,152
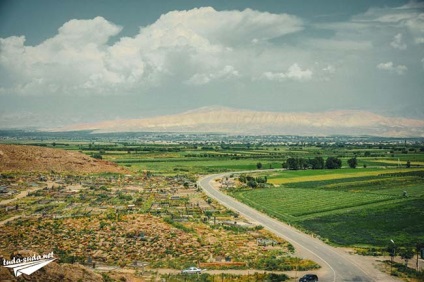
0,182,51,226
0,186,44,206
0,187,42,227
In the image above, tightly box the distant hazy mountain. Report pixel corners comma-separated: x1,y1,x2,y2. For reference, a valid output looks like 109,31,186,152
51,107,424,137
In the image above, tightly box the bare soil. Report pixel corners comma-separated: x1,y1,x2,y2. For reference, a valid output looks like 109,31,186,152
0,144,128,174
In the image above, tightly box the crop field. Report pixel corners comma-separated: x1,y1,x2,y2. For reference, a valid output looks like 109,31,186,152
98,148,424,175
113,158,285,174
264,168,420,185
3,131,424,175
231,169,424,247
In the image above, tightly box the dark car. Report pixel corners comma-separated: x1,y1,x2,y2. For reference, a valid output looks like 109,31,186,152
299,274,318,282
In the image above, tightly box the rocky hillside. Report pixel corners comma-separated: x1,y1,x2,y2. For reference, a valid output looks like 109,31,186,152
0,144,127,174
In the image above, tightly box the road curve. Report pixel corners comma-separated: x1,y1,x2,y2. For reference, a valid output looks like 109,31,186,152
198,173,400,282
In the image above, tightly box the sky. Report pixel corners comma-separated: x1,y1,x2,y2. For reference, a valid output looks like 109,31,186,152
0,0,423,129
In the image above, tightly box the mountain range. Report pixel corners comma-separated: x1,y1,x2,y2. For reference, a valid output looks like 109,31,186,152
51,107,424,137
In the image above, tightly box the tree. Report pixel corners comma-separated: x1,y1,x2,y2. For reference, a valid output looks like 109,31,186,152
247,180,257,188
347,157,358,168
286,157,307,170
325,157,342,169
309,157,324,169
256,176,267,184
399,247,414,267
299,158,308,170
256,162,263,169
286,158,299,170
204,210,213,219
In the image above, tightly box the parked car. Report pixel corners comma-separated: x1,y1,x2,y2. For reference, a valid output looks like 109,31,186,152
181,266,202,274
299,274,318,282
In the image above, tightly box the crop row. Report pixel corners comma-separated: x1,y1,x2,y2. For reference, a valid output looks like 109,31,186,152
235,188,397,219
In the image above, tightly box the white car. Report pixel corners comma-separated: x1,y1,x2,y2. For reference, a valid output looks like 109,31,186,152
181,266,202,274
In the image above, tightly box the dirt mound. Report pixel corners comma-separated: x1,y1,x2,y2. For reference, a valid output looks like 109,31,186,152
0,144,128,174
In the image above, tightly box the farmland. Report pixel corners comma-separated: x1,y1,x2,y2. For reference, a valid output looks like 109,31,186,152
230,169,424,247
1,131,424,280
2,130,423,176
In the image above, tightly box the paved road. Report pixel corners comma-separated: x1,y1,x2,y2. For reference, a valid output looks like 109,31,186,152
198,173,400,282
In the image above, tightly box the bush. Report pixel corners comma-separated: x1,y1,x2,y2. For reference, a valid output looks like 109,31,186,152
247,180,257,188
91,153,102,159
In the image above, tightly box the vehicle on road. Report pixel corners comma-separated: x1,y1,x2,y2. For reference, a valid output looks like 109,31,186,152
299,274,318,282
181,266,202,274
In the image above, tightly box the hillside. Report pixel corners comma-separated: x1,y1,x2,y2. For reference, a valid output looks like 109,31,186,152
52,107,424,137
0,144,127,174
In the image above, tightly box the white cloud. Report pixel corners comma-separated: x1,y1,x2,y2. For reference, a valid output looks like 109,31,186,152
377,61,408,75
356,4,424,43
262,63,313,82
150,7,303,46
185,65,240,85
390,33,407,50
0,17,124,95
286,64,313,80
0,8,303,96
318,3,424,49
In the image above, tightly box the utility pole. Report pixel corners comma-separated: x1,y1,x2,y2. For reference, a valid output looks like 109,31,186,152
390,239,396,276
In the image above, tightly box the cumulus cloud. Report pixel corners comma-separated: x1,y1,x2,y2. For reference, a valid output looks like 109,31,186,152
390,33,407,50
0,17,124,95
0,8,303,96
148,7,303,46
262,63,313,82
377,62,408,75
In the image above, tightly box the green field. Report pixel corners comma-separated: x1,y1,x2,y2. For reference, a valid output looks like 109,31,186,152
231,169,424,247
4,135,424,175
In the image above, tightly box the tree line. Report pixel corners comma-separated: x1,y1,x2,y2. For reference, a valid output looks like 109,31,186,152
283,156,357,170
